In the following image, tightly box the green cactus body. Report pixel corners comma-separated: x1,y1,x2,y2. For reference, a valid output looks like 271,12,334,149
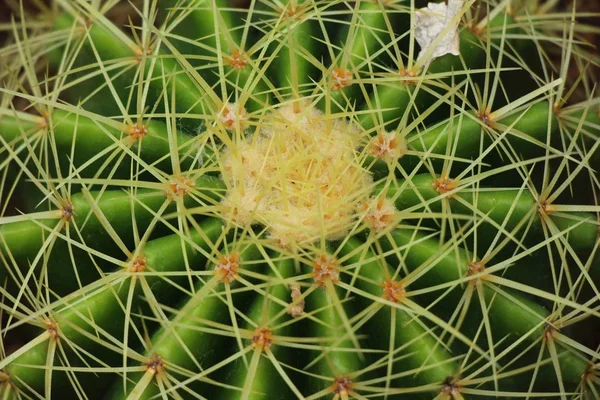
0,1,599,399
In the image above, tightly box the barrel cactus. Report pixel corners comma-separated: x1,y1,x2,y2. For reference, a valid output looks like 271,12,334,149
0,0,599,399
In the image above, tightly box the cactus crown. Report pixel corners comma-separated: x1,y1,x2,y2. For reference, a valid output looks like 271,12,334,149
0,0,599,399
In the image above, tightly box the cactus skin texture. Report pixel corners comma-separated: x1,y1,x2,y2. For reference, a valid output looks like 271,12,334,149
1,0,600,399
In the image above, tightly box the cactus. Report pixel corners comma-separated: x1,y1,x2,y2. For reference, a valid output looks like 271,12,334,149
0,0,599,399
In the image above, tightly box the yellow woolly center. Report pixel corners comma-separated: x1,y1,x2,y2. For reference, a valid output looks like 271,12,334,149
221,102,372,248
